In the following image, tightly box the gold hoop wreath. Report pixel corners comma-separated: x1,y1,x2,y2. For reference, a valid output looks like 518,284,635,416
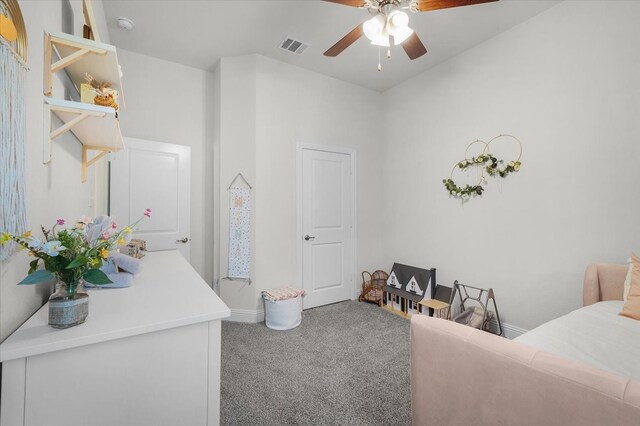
443,135,523,199
0,0,28,63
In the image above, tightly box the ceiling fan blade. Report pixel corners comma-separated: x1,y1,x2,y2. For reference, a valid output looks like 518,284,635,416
324,24,364,57
416,0,498,12
323,0,367,7
401,32,428,60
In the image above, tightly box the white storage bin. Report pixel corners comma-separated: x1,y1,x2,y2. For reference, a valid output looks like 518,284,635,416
263,295,303,330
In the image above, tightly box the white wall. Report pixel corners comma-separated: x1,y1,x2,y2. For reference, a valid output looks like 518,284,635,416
0,0,111,341
115,49,214,285
216,55,257,310
381,0,640,330
5,1,637,338
215,55,386,313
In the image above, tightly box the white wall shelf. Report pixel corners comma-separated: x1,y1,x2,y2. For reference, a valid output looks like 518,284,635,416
43,98,124,182
44,30,124,104
42,30,125,183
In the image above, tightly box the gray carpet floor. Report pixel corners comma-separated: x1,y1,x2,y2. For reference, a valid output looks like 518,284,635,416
221,301,411,426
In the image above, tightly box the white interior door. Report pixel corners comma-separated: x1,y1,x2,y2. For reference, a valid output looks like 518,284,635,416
300,147,354,309
110,138,191,259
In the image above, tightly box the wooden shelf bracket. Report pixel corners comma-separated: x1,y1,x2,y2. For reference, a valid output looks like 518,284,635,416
43,102,118,182
81,146,109,183
43,32,108,97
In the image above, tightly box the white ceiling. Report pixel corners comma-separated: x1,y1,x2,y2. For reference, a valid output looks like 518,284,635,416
103,0,559,92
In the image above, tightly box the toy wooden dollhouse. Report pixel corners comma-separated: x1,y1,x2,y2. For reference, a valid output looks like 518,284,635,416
383,263,436,318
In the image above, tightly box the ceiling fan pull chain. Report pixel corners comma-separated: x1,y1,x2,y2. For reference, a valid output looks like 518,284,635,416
378,47,382,71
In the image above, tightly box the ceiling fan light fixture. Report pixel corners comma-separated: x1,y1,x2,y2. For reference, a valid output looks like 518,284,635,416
386,10,409,36
370,33,390,47
392,26,414,45
363,13,385,41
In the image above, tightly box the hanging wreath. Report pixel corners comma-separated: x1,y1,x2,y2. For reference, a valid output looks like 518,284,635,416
443,153,495,198
443,135,523,200
483,134,522,178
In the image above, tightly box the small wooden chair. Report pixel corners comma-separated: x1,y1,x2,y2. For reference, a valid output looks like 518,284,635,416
359,270,389,307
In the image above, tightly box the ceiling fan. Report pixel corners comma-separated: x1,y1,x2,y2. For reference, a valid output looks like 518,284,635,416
324,0,498,66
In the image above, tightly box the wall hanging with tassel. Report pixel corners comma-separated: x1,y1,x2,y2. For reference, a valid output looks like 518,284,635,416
0,0,29,261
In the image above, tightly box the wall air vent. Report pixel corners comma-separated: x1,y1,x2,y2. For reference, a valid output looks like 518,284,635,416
279,37,310,55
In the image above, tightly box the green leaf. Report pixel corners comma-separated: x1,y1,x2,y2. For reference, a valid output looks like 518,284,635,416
66,255,88,270
19,269,54,285
83,269,113,285
28,259,40,274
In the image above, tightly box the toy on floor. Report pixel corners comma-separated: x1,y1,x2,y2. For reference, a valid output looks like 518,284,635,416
450,280,503,336
359,270,389,306
383,263,436,318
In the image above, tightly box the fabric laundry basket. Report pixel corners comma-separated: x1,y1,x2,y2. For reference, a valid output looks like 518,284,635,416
262,287,305,330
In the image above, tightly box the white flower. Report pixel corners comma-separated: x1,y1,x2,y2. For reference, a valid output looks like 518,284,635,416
28,238,43,249
41,241,66,257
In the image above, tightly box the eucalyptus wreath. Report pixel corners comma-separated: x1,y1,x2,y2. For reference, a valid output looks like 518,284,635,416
485,159,522,178
442,178,485,198
442,154,495,198
443,135,523,199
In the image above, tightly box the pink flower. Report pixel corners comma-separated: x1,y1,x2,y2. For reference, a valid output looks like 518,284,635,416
56,219,65,226
100,232,111,240
144,208,151,218
111,222,117,229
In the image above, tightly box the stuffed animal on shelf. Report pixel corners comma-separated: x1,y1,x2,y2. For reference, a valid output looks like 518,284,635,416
84,73,119,110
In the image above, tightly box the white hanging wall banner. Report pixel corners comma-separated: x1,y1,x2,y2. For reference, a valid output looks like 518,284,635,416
0,42,28,261
228,187,251,279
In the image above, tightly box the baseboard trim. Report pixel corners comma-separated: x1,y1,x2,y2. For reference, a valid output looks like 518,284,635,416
488,319,527,339
223,307,527,337
225,309,264,323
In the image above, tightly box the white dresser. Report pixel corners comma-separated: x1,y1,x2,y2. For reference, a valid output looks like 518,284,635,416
0,251,230,426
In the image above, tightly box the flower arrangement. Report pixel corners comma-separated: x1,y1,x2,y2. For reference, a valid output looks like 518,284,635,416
0,210,151,289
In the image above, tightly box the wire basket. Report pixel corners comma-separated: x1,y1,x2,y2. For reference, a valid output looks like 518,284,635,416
359,270,389,307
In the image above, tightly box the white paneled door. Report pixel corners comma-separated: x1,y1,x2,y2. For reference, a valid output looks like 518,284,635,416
110,138,191,260
300,147,354,309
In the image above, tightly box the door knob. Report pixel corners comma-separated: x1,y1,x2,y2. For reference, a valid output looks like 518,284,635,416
176,237,190,244
304,235,315,241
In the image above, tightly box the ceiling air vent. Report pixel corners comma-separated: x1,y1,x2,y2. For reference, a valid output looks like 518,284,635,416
279,37,310,55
